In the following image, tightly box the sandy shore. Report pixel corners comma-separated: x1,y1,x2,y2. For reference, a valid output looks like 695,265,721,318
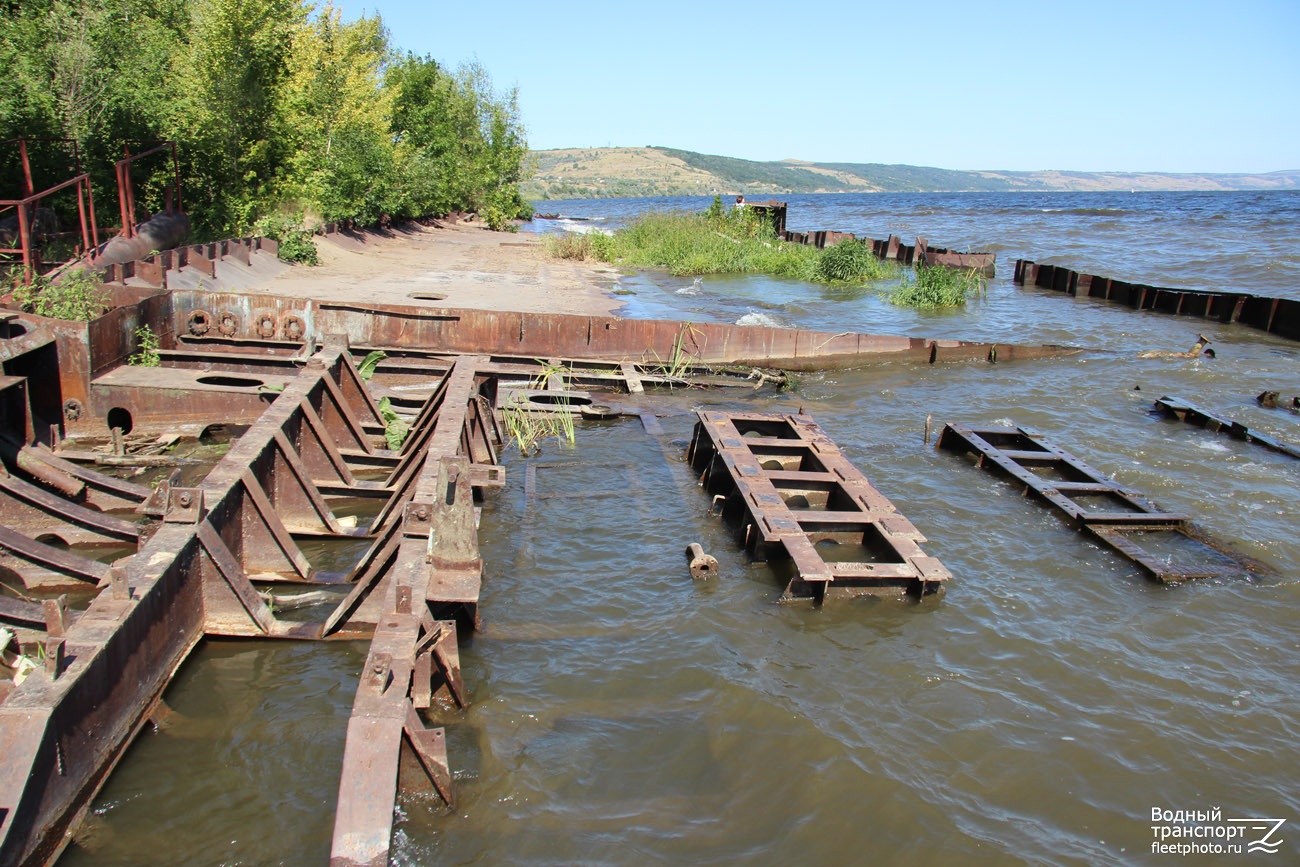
256,220,624,316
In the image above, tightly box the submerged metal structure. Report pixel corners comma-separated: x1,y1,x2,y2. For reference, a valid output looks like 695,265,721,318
0,232,1078,864
936,423,1252,582
688,411,949,600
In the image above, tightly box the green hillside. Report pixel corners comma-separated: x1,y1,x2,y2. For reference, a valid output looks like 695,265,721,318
522,147,1300,200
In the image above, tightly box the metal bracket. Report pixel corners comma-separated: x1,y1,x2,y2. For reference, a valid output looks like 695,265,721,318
163,487,205,523
403,501,433,538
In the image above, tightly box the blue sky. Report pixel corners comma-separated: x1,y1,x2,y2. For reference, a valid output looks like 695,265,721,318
331,0,1298,173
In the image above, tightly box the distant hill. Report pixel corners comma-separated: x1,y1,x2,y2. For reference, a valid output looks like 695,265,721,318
522,147,1300,200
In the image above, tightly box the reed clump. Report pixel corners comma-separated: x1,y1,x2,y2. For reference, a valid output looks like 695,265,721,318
889,265,987,308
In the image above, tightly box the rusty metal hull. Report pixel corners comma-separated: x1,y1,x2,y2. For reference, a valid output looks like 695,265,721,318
0,258,1078,863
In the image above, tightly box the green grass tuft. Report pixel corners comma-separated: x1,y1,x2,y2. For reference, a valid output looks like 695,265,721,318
889,265,987,308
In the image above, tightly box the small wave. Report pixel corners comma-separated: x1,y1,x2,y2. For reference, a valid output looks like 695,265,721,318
554,219,608,235
1037,207,1130,217
676,277,703,296
735,311,785,328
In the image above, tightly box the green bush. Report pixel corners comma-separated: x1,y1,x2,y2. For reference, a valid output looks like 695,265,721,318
252,214,320,265
10,271,110,320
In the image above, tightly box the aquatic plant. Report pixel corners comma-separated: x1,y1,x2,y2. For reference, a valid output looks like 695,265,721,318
500,361,577,454
815,238,890,283
889,265,987,308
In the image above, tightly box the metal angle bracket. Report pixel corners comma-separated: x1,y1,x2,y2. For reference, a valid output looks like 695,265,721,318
163,487,205,524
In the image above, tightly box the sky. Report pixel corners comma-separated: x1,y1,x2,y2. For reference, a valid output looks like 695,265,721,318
330,0,1299,174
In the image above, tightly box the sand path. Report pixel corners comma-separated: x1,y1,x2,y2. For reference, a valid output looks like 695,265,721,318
254,220,624,316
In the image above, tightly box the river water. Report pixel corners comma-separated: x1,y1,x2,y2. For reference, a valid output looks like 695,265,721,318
65,193,1299,865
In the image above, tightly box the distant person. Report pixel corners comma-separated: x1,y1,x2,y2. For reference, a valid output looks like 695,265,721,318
734,195,746,209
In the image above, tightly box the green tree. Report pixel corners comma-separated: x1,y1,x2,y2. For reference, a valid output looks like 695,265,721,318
277,3,396,222
166,0,304,233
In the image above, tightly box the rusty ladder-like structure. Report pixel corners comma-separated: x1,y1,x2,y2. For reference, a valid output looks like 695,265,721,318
936,423,1249,582
688,411,950,601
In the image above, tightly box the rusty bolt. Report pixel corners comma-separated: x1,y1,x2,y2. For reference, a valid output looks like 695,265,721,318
177,492,192,508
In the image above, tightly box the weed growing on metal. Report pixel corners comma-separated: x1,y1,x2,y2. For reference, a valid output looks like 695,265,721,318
128,324,161,366
10,271,109,320
357,350,386,381
500,361,577,454
376,396,410,450
890,265,987,308
646,321,706,387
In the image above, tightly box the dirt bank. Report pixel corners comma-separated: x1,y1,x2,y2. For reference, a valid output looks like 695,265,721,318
256,220,624,315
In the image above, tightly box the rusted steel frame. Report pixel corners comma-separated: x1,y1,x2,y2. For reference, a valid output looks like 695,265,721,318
1013,259,1300,343
14,443,150,511
1154,396,1300,460
324,358,494,634
935,423,1246,582
0,525,207,867
0,594,49,630
0,523,111,585
0,173,98,280
687,411,949,600
0,470,140,546
195,351,377,588
0,349,391,865
115,141,181,239
331,357,490,866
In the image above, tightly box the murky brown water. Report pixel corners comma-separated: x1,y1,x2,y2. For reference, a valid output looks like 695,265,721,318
60,196,1300,865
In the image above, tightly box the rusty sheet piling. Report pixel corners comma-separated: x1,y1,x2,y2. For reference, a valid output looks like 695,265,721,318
936,424,1251,582
687,411,950,601
1013,259,1300,342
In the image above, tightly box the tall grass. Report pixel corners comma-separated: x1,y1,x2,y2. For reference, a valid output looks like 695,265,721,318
889,265,987,308
500,361,578,454
544,203,890,286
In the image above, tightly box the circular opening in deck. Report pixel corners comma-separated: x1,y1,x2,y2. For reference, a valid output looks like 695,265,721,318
0,322,27,338
196,374,265,389
106,407,133,434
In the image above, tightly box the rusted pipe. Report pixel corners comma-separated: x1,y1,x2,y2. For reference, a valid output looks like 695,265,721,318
685,542,718,580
